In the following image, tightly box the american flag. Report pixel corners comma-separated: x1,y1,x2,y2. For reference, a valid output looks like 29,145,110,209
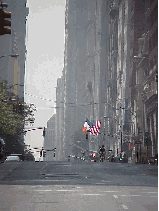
90,121,101,135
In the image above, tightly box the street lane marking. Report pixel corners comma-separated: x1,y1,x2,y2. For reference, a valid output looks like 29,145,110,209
44,173,80,176
122,205,129,209
130,195,141,196
12,180,71,182
34,190,53,192
56,190,81,192
95,183,107,185
116,194,157,197
46,180,70,181
101,191,120,192
120,195,142,197
141,192,158,193
95,181,112,184
31,180,71,182
113,195,118,198
80,194,104,196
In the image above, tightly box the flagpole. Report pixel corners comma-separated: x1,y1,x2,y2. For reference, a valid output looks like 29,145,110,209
92,62,95,151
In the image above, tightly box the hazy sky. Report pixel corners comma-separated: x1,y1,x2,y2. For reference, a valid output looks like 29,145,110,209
25,0,65,149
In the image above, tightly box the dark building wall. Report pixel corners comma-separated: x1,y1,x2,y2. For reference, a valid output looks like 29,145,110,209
0,0,29,98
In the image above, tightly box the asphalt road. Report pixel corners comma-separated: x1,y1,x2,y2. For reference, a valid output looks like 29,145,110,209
0,160,158,210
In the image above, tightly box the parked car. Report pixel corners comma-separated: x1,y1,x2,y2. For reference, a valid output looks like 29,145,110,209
34,156,43,162
5,155,21,162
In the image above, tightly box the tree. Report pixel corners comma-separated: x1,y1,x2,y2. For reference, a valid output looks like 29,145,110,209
0,79,36,139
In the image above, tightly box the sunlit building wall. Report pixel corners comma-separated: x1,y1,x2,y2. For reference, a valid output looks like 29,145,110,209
85,0,110,152
56,0,158,162
0,0,29,150
116,0,132,156
63,0,88,159
107,0,119,157
0,0,29,98
55,76,65,160
43,115,56,161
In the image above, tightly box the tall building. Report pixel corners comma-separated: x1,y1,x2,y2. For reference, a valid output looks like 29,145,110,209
131,0,158,162
0,0,29,151
55,0,111,160
107,0,119,157
54,0,158,162
62,0,88,159
55,75,65,160
43,115,56,161
0,0,29,98
115,0,133,158
117,0,158,163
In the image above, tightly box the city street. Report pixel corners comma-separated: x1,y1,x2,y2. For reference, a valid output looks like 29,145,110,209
0,160,158,210
0,1,158,211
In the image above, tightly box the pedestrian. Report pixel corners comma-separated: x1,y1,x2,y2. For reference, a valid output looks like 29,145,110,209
111,155,114,162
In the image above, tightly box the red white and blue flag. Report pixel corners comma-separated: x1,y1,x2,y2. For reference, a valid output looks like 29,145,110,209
82,119,101,135
82,121,90,133
90,120,101,135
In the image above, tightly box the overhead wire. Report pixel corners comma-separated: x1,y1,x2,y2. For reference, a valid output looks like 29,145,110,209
12,85,126,112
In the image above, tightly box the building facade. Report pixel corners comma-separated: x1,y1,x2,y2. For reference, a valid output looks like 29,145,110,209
0,0,29,150
43,115,56,161
55,75,65,160
133,0,158,162
54,0,158,162
62,0,88,159
107,0,119,157
0,0,29,98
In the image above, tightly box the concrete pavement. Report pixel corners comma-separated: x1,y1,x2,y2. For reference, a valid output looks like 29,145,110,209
0,184,157,211
0,160,157,210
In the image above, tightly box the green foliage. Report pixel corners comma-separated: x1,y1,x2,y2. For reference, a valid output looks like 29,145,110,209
0,79,36,138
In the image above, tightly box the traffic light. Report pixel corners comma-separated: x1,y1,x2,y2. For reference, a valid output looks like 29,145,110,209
18,103,24,114
43,127,45,137
13,103,24,114
43,151,46,157
119,153,122,161
40,150,42,157
156,73,158,82
145,137,151,146
13,103,17,113
0,7,11,35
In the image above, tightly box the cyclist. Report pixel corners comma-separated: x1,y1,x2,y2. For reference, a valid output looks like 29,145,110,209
99,145,106,162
